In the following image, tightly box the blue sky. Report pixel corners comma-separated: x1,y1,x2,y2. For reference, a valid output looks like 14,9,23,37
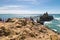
0,0,60,14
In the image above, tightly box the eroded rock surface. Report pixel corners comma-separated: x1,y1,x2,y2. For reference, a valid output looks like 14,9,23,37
0,18,60,40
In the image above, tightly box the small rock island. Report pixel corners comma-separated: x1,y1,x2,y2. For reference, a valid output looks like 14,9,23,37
37,12,54,25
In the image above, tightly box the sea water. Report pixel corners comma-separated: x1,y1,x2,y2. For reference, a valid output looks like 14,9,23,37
0,14,60,33
44,14,60,33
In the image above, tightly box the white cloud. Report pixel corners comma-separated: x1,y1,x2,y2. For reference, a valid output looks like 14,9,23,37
0,5,43,14
0,5,44,14
0,5,60,14
0,9,60,14
0,10,42,14
0,5,29,10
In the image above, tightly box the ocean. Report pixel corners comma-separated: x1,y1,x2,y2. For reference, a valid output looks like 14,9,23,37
0,14,60,33
44,14,60,33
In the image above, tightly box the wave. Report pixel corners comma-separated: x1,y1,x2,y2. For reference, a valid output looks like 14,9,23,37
44,21,52,25
57,25,60,27
53,15,60,20
52,29,57,31
54,17,60,21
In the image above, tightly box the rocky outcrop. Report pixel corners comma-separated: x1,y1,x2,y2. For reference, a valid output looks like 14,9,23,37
0,18,60,40
37,12,54,25
40,12,53,21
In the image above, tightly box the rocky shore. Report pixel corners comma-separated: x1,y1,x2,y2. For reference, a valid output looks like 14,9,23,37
0,18,60,40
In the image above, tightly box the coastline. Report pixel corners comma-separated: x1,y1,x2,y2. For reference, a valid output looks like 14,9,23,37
0,17,60,40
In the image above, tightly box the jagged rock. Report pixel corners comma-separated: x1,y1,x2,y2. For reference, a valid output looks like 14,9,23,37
3,30,11,36
39,28,47,33
0,27,11,36
19,36,26,40
18,20,27,26
6,18,14,22
29,33,36,38
37,12,54,25
40,12,53,21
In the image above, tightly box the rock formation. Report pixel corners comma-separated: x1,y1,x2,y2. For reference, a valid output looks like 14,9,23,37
37,12,54,25
0,18,60,40
40,12,53,21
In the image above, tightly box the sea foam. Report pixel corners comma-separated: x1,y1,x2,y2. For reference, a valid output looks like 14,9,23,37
52,29,57,31
57,25,60,27
44,21,52,25
54,17,60,21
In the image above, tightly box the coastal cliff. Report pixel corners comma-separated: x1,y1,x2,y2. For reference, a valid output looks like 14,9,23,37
0,18,60,40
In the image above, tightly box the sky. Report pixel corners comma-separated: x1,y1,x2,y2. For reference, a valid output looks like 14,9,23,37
0,0,60,14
